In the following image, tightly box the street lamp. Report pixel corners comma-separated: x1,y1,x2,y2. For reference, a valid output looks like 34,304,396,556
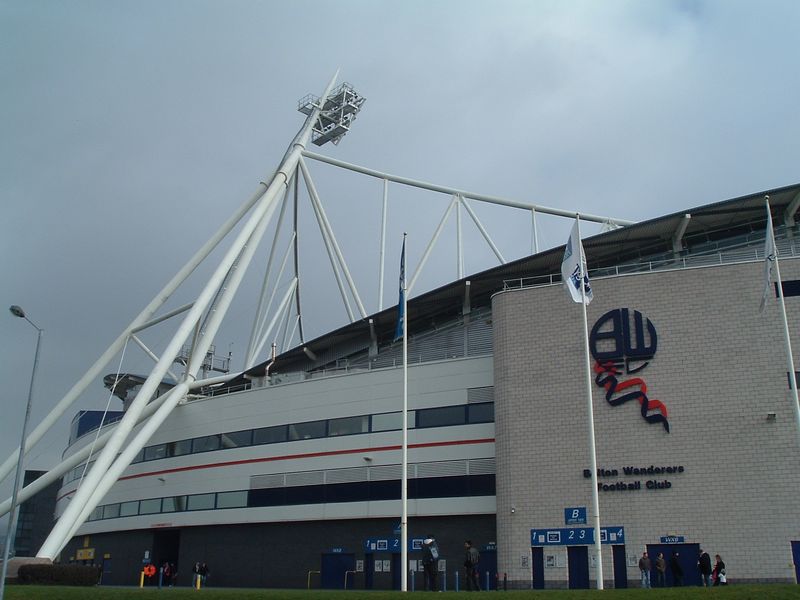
0,306,43,600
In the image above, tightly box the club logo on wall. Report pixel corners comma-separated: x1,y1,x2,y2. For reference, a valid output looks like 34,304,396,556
589,308,670,433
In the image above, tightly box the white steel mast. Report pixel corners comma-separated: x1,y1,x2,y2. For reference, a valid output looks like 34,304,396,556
36,72,367,560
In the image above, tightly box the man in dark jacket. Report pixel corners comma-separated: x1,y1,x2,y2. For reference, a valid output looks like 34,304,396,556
638,551,652,588
421,537,439,591
464,540,481,591
698,549,712,587
670,551,684,586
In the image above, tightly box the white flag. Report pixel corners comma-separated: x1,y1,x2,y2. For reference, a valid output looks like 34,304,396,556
562,219,593,304
760,208,777,313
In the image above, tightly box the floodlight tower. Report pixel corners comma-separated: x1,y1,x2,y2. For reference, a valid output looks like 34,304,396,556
35,73,365,562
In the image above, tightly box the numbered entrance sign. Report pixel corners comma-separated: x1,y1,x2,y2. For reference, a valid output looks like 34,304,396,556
531,526,625,546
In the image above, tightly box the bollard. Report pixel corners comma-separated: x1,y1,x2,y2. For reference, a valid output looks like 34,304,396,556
411,569,415,592
504,572,508,591
158,567,163,590
486,570,490,591
442,570,447,592
455,569,460,592
195,573,202,590
139,570,145,588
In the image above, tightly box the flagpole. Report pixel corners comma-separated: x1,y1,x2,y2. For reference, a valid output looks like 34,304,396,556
401,232,409,592
576,216,604,589
765,198,800,448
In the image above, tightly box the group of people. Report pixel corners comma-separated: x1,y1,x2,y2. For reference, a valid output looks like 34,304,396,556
698,549,727,587
638,548,726,588
420,537,482,591
191,561,210,587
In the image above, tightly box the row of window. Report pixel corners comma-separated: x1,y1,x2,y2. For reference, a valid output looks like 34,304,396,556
85,474,496,522
129,402,494,464
62,402,493,487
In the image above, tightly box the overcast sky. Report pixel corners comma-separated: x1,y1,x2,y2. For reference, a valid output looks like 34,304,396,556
2,0,799,522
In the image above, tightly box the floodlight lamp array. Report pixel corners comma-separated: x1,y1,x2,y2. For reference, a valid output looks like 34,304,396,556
298,82,365,146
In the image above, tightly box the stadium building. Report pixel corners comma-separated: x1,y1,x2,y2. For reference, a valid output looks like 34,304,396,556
55,183,800,589
4,80,798,589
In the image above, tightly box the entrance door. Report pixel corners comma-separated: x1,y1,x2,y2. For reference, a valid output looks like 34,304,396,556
321,552,355,589
364,554,374,589
391,553,401,590
646,543,700,587
567,546,589,589
531,547,544,589
612,545,627,588
791,541,800,583
481,549,498,590
152,529,180,587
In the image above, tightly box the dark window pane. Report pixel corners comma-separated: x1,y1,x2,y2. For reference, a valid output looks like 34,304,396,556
328,416,369,437
162,496,187,513
371,411,414,432
139,498,162,515
288,420,326,441
253,425,287,445
144,444,167,461
216,491,248,509
167,439,192,457
131,449,144,464
192,435,221,453
220,430,252,449
416,405,466,428
119,501,139,517
467,402,494,424
103,504,121,519
187,493,215,511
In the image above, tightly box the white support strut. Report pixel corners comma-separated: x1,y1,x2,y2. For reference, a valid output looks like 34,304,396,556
37,71,341,560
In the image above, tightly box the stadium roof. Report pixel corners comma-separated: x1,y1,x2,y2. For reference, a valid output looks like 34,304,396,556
239,182,800,379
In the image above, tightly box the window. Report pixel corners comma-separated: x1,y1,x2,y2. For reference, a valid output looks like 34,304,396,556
88,506,103,521
103,504,121,519
467,402,494,424
167,439,192,457
192,435,221,453
187,493,215,511
288,420,326,441
253,425,287,445
139,498,162,515
416,405,466,428
220,430,252,449
162,496,187,513
371,411,414,432
216,490,248,509
328,415,369,437
144,444,167,461
120,501,139,517
132,449,145,464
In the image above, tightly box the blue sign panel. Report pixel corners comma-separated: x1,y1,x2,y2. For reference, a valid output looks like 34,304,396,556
364,538,424,552
531,527,625,546
660,536,685,544
364,538,401,552
565,507,587,525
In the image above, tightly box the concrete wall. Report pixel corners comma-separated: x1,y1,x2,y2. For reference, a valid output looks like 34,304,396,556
493,259,800,587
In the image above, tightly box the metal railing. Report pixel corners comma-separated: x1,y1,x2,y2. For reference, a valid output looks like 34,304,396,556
503,233,800,292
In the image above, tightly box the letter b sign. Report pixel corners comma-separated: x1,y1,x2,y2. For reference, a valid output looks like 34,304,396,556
565,507,587,525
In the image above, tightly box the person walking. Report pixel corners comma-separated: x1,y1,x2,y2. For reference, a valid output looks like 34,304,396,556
464,540,481,591
192,562,201,588
698,549,712,587
421,536,439,591
638,551,652,588
655,552,666,587
712,555,727,586
669,551,684,587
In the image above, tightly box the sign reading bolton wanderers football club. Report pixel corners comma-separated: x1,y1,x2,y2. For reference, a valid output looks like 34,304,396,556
589,308,669,433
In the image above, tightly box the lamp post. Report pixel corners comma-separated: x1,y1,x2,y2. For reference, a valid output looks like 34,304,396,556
0,306,43,600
